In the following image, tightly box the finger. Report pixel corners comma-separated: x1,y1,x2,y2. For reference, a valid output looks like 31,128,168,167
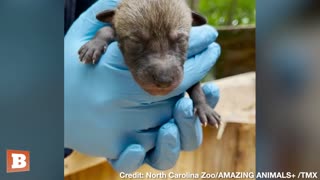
212,111,221,126
172,42,221,96
81,0,119,23
65,0,119,41
83,50,94,63
208,112,219,127
92,51,103,64
188,25,219,58
173,98,203,151
145,120,180,170
198,110,208,127
202,83,220,108
108,144,145,173
78,45,86,55
79,48,88,62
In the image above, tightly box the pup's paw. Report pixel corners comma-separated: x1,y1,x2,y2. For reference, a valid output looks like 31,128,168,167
78,39,107,64
194,104,221,128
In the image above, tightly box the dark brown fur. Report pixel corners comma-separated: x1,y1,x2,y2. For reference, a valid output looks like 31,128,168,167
78,0,220,127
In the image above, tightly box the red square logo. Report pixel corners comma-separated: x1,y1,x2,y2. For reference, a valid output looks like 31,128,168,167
7,149,30,173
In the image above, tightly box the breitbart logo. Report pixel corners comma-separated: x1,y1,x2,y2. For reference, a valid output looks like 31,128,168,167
7,150,30,173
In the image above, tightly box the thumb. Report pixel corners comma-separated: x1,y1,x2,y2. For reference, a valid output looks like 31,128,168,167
108,144,146,173
65,0,119,41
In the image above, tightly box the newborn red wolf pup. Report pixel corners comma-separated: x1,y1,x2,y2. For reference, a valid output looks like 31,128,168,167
78,0,220,127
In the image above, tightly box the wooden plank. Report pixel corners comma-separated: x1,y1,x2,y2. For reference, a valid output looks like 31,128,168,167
65,72,256,179
65,124,255,180
235,124,256,173
214,72,255,124
64,151,107,176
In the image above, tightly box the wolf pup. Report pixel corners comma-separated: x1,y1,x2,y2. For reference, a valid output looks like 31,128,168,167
78,0,220,127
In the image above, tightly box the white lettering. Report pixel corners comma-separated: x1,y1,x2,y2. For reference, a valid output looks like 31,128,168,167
11,153,26,169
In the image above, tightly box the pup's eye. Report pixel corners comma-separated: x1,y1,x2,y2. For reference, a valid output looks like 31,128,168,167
125,39,144,54
127,38,143,47
129,38,140,43
125,35,142,43
169,31,189,42
176,35,189,44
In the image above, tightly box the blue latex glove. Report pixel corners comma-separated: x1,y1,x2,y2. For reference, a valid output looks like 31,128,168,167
64,0,220,173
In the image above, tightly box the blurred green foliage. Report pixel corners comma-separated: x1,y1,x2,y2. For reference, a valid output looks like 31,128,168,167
196,0,256,27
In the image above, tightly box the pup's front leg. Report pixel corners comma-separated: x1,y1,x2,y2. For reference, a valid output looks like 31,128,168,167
187,82,221,127
78,26,115,64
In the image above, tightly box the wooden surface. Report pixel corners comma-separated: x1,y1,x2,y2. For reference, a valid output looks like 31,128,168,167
65,72,256,180
214,72,255,124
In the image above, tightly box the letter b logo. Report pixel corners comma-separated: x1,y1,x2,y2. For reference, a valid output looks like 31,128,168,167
7,150,30,173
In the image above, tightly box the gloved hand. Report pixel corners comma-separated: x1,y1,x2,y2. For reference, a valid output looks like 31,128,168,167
64,0,220,173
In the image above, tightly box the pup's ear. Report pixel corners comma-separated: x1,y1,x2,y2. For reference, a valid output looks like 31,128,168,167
192,11,207,26
96,10,115,23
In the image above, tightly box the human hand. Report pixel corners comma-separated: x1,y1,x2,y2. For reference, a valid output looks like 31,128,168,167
65,0,220,173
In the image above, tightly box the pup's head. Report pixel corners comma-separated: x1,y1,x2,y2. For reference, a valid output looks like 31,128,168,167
97,0,206,95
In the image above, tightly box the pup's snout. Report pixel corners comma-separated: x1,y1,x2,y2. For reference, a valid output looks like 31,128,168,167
135,57,183,95
152,74,173,88
147,62,179,89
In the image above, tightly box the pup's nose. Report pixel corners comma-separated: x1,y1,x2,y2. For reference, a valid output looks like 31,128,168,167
152,74,173,88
